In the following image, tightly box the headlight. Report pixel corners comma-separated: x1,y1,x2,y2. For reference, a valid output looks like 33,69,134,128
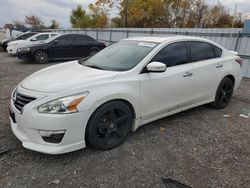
18,47,30,52
12,88,17,100
9,43,17,46
38,92,88,114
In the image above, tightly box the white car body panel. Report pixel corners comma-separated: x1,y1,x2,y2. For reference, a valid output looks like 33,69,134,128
7,33,59,55
140,63,193,120
9,36,243,154
21,61,118,93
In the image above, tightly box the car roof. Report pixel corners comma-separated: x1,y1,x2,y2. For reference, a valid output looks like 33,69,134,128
61,33,88,36
123,35,224,49
32,32,59,36
124,35,214,43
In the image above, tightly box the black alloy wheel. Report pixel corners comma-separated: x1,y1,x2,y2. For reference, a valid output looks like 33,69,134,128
211,77,234,109
89,49,99,57
86,101,133,150
34,50,49,64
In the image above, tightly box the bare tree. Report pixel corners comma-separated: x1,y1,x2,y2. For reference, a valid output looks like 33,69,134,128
25,15,44,29
4,23,14,30
13,20,25,29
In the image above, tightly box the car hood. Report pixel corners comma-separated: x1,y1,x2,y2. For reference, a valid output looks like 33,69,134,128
15,41,42,49
1,38,12,43
3,38,15,44
8,40,25,46
20,61,118,93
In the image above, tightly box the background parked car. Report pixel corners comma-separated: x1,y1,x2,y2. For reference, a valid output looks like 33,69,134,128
7,32,59,55
1,32,38,51
17,34,106,64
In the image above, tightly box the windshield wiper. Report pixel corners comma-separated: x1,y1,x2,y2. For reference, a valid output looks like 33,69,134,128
78,57,90,64
84,64,105,70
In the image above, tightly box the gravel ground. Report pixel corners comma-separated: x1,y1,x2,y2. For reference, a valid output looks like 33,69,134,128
0,50,250,188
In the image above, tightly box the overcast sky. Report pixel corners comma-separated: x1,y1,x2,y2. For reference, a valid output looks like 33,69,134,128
0,0,249,28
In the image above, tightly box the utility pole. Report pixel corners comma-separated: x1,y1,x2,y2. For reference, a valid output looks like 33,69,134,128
230,4,237,50
124,0,128,27
231,4,237,29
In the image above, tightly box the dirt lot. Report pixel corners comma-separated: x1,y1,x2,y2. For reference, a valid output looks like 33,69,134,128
0,50,250,188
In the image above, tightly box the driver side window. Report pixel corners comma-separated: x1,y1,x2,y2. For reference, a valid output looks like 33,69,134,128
151,42,188,67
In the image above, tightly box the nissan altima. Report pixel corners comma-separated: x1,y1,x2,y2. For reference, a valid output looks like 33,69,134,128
9,36,243,154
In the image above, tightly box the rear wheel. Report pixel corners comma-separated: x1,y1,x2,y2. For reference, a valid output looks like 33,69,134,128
211,77,234,109
89,48,99,56
34,50,49,64
86,101,132,150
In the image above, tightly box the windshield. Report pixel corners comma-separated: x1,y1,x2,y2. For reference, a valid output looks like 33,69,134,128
81,40,158,71
17,32,37,40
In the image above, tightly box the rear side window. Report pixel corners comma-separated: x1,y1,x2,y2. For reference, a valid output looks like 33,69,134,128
70,35,96,44
78,36,89,42
189,41,215,62
152,42,188,67
70,35,87,44
78,35,96,42
214,46,222,57
85,36,96,42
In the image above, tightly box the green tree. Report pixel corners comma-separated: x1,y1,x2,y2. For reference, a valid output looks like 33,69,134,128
70,5,91,28
88,3,109,27
89,0,125,27
90,0,244,28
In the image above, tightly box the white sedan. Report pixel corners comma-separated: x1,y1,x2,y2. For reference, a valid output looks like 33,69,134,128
9,36,243,154
7,32,59,55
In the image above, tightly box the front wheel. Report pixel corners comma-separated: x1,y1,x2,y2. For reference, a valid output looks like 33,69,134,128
34,50,49,64
86,101,133,150
211,77,234,109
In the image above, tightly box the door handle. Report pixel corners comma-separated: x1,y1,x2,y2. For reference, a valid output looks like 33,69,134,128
216,64,223,68
183,72,193,77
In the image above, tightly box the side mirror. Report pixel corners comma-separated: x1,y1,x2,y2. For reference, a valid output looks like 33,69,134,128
31,37,38,41
146,62,167,73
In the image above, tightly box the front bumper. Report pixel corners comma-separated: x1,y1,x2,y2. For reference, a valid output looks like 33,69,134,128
7,46,17,55
9,89,92,154
17,51,33,60
10,117,86,154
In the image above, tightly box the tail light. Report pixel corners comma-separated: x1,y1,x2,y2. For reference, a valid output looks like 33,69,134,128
235,58,243,68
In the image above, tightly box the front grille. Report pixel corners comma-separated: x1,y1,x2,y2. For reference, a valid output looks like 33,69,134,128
13,93,36,112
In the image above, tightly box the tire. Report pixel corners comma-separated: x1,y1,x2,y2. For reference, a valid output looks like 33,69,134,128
86,101,133,150
210,77,234,109
34,50,49,64
89,48,99,56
